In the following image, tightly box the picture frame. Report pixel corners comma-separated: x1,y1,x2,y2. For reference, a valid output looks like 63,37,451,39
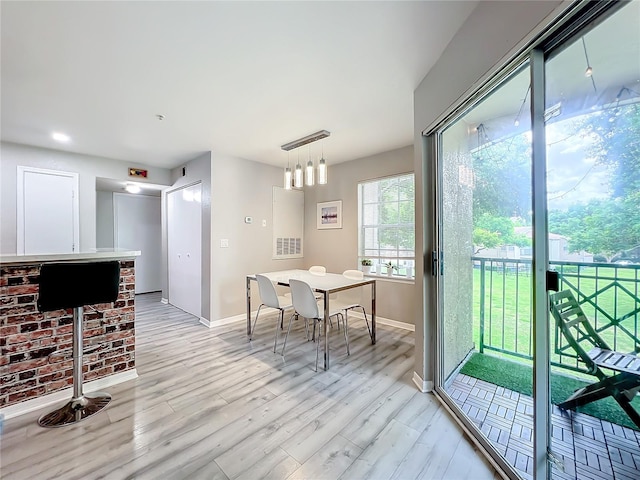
317,200,342,229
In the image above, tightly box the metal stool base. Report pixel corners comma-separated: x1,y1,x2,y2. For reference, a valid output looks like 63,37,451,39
38,392,112,428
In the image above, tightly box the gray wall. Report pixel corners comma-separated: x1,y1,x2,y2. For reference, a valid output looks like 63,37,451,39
412,0,566,386
210,153,305,321
96,190,115,248
304,145,415,323
0,141,172,254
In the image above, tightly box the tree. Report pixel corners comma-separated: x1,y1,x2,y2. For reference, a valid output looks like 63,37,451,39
548,195,640,261
548,102,640,260
472,132,532,223
582,102,640,198
473,214,531,254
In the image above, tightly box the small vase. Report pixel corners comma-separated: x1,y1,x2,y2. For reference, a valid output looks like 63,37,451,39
386,268,393,277
405,267,413,278
362,265,371,274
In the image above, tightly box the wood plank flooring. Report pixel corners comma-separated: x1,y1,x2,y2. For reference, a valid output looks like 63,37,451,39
1,293,497,480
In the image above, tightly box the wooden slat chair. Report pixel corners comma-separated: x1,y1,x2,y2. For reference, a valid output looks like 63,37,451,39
550,290,640,428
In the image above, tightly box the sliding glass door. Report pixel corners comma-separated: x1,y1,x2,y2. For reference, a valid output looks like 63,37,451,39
433,2,639,479
545,3,640,479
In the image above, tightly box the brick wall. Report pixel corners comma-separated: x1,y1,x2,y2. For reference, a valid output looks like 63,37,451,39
0,260,136,408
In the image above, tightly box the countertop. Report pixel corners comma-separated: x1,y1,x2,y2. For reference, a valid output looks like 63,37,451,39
0,248,141,265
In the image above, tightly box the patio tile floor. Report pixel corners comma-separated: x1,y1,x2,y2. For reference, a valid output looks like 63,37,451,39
448,373,640,480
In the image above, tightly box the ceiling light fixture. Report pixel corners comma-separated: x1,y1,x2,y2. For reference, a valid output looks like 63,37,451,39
52,132,71,143
281,130,330,189
125,183,141,194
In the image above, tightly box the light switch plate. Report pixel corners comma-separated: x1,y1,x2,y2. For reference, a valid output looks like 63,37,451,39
262,219,267,227
244,216,253,224
220,239,229,248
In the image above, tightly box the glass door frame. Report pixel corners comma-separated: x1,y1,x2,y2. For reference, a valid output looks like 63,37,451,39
427,2,626,479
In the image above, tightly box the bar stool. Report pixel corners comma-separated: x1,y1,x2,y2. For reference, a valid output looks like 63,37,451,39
37,261,121,428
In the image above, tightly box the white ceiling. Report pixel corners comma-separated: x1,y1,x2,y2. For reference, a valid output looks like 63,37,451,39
1,1,478,170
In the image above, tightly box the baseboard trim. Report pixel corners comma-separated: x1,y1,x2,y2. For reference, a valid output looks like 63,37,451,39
376,316,415,332
413,371,433,393
346,310,415,332
160,297,168,304
205,310,415,332
205,312,253,328
0,369,138,420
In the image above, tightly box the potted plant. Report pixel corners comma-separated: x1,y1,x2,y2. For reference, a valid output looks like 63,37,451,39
360,258,372,274
404,261,414,278
384,261,397,277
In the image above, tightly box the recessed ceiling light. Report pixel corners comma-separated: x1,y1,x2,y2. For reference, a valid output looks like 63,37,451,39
52,132,71,143
125,184,141,194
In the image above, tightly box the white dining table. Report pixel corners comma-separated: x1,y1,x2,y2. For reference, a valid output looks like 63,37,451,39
246,269,376,370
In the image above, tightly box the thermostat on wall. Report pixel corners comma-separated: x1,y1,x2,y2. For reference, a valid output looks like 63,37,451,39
244,216,253,224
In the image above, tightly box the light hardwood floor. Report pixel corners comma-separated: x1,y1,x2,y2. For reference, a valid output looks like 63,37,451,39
1,293,498,480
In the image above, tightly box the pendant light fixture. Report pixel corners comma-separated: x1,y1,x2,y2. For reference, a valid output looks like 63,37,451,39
284,152,292,190
281,130,330,188
318,141,327,185
306,145,315,186
294,152,303,188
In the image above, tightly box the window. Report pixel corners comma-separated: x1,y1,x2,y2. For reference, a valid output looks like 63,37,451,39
358,173,415,277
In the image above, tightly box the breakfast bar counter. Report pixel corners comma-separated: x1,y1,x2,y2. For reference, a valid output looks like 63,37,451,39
0,249,140,412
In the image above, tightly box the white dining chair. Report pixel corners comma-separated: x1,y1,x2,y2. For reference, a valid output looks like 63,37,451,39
308,265,326,275
251,274,295,353
285,266,325,300
282,279,346,371
338,269,372,355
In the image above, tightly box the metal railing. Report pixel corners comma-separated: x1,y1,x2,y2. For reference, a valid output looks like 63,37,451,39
473,257,640,373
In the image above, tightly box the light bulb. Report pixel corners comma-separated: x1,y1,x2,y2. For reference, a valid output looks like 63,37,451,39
585,66,593,77
318,158,327,185
306,160,314,186
284,167,292,190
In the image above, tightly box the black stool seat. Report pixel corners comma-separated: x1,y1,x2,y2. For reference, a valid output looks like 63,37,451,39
38,261,121,312
37,261,120,428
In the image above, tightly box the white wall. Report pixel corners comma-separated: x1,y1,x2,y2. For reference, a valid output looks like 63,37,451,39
304,145,415,324
0,141,171,254
412,0,567,386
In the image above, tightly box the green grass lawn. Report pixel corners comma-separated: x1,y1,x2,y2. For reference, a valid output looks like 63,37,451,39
472,264,640,362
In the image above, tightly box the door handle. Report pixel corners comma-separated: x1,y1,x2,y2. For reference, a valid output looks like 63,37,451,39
546,270,559,292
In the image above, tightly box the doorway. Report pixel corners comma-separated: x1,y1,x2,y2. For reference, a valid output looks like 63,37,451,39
113,193,162,294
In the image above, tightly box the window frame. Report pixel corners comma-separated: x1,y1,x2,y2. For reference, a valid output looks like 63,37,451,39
357,172,415,278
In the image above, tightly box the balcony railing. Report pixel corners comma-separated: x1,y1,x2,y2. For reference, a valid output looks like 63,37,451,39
473,257,640,374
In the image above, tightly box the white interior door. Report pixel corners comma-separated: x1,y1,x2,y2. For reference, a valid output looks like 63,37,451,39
167,183,202,317
17,166,79,254
114,193,162,294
